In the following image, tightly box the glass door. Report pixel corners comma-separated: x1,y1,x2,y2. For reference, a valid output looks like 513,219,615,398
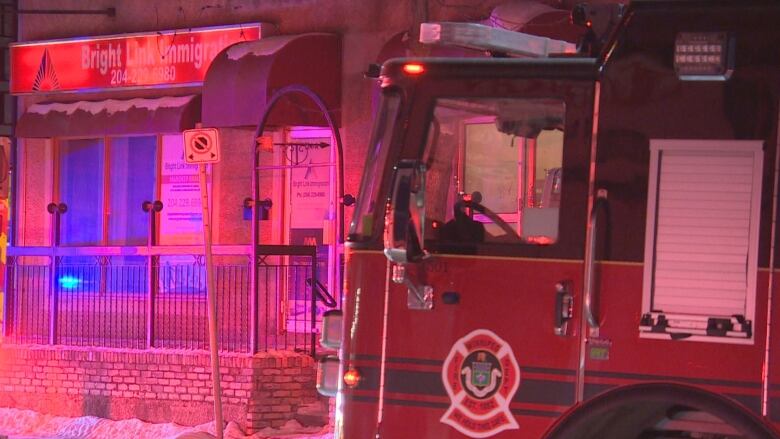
255,126,339,339
283,127,338,334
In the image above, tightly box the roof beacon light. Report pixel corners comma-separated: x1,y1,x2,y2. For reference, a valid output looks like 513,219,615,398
403,63,426,75
420,22,577,57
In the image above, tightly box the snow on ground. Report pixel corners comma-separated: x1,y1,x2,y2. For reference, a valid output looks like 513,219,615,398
0,408,333,439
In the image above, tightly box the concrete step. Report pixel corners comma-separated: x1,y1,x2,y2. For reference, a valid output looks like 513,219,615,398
293,400,330,427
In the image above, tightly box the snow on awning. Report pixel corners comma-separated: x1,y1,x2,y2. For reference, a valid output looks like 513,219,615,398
202,33,341,128
16,95,201,138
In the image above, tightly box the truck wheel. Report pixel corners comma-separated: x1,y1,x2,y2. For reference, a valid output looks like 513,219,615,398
543,383,778,439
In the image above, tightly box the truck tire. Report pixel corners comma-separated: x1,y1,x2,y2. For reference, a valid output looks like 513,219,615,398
543,383,779,439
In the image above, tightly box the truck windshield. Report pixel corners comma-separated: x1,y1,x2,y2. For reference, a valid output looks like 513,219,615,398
423,97,565,249
349,91,401,242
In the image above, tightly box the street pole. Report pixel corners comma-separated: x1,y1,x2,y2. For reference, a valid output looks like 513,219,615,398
199,163,224,439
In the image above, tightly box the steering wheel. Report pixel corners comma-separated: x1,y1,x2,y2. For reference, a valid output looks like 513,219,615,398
463,199,523,243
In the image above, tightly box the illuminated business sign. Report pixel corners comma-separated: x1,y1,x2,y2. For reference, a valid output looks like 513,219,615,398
10,23,266,94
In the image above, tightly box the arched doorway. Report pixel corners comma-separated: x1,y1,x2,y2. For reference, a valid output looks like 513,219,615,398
252,85,344,352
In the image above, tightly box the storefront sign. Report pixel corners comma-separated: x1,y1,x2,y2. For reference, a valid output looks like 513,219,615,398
10,23,265,94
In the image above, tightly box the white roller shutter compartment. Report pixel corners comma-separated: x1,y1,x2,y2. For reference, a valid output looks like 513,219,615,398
640,139,763,343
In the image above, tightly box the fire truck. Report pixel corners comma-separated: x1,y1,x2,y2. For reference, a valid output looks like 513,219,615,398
318,0,780,437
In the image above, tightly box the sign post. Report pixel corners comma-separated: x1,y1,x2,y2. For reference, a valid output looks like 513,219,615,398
184,127,223,439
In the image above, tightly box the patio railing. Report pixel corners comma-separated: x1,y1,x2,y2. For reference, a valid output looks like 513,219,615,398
3,245,333,355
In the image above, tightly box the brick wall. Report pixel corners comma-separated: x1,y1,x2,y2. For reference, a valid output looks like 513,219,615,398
0,345,318,433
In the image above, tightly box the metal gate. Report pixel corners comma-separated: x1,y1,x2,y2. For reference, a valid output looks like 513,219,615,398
253,245,337,355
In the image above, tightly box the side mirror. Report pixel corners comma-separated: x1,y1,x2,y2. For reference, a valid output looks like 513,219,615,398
384,160,426,264
316,355,341,397
320,310,343,350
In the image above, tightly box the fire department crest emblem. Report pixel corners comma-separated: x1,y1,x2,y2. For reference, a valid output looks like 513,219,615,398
441,329,521,438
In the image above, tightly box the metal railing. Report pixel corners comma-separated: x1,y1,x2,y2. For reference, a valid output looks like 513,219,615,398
4,245,335,355
254,245,321,355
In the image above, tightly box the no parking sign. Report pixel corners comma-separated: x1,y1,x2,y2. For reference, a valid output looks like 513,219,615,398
183,128,221,164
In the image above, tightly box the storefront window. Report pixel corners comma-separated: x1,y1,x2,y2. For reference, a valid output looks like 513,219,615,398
108,136,157,246
59,138,105,246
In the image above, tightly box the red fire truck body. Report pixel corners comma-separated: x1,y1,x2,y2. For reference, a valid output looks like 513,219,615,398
319,1,780,437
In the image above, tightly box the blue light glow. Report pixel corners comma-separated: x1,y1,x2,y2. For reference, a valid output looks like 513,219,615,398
58,276,81,289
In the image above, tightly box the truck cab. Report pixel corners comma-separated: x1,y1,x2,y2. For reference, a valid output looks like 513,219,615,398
320,1,780,438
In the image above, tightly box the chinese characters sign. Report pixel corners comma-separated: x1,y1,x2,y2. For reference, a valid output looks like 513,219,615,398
10,23,264,94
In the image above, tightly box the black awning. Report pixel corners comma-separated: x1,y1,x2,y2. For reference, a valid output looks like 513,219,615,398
202,33,341,128
16,94,201,138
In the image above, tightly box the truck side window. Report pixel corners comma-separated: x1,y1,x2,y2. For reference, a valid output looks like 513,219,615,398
423,98,565,250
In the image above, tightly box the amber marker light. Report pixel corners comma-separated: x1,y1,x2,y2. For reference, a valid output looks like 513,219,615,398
402,63,425,75
526,235,555,245
343,368,362,388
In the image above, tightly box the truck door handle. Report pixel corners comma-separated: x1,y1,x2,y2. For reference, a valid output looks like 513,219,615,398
583,190,608,337
555,281,573,336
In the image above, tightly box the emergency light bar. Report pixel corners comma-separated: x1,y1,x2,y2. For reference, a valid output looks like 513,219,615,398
420,22,578,57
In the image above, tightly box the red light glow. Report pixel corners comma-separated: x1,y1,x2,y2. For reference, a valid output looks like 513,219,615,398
402,63,425,75
343,368,361,388
526,236,554,245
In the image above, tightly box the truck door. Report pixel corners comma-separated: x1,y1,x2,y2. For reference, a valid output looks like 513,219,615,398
377,63,597,438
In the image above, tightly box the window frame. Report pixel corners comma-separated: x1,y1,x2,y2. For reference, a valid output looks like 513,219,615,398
53,134,162,247
377,73,597,260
